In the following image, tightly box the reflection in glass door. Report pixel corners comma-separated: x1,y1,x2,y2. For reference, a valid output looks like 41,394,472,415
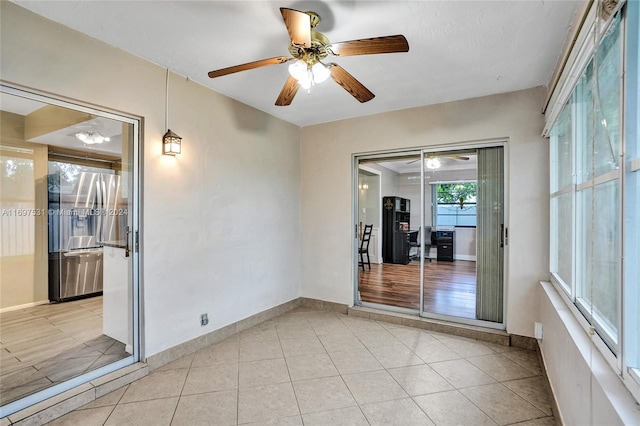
419,146,505,326
420,150,479,319
356,154,422,312
355,145,505,328
0,87,139,416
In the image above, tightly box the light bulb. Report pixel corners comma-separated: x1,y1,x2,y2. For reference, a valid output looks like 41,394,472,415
312,62,330,83
300,76,313,90
288,60,308,81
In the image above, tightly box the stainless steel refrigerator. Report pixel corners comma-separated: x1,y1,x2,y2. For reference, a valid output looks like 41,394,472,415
48,171,123,302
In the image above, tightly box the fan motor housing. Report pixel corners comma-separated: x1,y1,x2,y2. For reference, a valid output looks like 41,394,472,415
288,30,329,65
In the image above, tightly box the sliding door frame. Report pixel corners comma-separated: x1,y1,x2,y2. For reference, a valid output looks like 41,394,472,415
0,82,142,417
353,139,509,330
419,141,508,330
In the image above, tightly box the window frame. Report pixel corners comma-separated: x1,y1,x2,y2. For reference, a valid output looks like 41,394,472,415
430,180,477,228
547,1,640,402
549,6,623,361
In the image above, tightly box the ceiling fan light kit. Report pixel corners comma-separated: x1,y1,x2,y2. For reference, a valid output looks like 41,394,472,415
425,157,442,169
288,60,330,90
75,131,110,145
207,7,409,106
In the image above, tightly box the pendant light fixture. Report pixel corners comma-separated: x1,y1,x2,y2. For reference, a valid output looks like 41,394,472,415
162,68,182,155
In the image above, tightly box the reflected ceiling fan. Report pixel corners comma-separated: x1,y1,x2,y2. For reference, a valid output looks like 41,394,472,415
407,154,471,169
407,155,471,163
207,7,409,106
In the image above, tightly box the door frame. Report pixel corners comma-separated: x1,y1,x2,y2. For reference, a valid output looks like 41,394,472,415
358,164,382,265
0,82,142,417
352,139,509,330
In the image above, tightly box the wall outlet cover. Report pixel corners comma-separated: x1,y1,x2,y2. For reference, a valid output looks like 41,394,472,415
534,322,543,339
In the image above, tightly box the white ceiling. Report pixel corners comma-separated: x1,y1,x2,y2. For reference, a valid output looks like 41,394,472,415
12,1,580,127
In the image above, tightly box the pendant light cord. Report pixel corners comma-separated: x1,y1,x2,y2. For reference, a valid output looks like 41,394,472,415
165,68,169,130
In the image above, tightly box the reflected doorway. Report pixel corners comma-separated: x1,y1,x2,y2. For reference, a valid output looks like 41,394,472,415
0,87,139,415
355,146,505,327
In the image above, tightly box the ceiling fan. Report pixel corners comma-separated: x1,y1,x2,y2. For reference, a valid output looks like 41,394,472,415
207,7,409,106
407,155,471,164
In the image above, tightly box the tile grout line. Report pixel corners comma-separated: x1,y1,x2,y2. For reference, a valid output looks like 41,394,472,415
168,351,195,426
350,316,440,425
275,321,303,424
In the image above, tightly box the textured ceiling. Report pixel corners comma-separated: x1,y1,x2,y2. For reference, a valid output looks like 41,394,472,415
13,1,580,127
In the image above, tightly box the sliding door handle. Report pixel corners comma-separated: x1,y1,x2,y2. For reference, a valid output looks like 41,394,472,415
125,226,131,257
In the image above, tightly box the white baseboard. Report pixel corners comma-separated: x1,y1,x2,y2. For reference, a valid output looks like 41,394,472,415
455,254,477,261
1,300,49,313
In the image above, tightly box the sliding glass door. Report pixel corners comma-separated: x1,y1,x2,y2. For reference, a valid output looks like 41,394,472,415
0,85,140,417
355,144,505,328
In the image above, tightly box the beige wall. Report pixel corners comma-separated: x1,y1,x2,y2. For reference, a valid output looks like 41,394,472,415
1,2,301,356
300,87,550,337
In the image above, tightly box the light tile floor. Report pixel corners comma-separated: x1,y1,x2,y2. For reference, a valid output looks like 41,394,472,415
46,308,555,425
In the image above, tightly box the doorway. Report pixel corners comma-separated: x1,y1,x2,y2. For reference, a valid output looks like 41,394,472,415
0,85,140,416
354,144,505,328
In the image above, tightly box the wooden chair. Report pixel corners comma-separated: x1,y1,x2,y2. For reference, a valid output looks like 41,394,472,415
359,224,373,272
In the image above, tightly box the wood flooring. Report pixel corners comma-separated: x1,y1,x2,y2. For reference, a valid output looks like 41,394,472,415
358,260,477,319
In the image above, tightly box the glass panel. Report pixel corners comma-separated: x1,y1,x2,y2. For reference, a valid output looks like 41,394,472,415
356,155,421,311
551,193,573,287
576,186,593,304
435,183,477,227
577,181,619,344
576,17,621,184
422,151,480,321
624,0,640,371
0,91,136,409
627,170,640,367
591,180,619,338
550,102,573,192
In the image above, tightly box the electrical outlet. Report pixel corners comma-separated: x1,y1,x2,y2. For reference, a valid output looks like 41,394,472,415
200,313,209,327
534,322,543,340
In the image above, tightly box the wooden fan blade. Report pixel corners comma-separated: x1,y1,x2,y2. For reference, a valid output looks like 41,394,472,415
329,64,374,103
441,155,470,161
328,35,409,57
280,8,311,48
275,76,300,106
208,57,292,78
